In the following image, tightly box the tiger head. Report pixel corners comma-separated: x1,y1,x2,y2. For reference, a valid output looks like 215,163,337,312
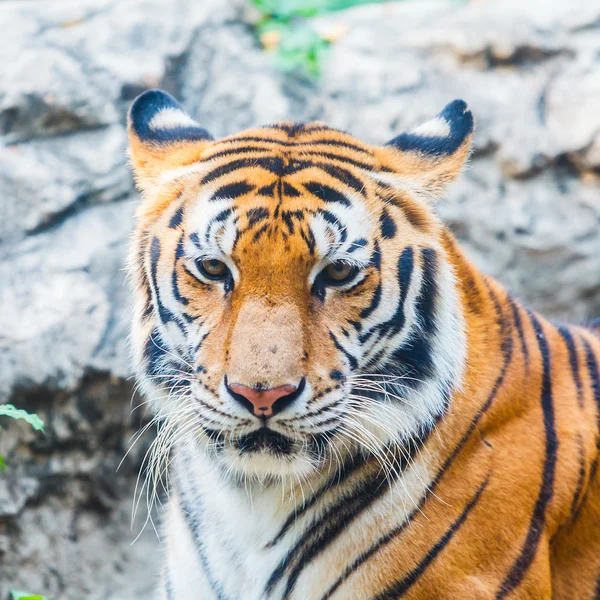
127,90,473,482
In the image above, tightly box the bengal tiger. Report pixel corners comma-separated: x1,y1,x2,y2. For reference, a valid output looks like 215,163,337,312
126,89,600,600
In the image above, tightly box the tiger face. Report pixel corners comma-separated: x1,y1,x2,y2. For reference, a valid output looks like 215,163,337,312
128,91,473,482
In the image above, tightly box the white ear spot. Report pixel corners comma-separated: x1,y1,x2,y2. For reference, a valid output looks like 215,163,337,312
149,108,199,131
412,117,450,138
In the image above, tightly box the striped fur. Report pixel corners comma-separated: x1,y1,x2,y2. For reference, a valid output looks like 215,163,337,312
127,90,600,600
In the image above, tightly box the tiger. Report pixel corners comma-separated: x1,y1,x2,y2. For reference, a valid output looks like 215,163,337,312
126,89,600,600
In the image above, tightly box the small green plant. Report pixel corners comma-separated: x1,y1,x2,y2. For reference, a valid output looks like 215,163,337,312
251,0,394,77
3,409,47,599
0,404,45,471
10,592,52,600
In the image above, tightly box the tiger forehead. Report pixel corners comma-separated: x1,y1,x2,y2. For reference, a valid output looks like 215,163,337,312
206,121,377,157
194,122,380,216
178,122,382,259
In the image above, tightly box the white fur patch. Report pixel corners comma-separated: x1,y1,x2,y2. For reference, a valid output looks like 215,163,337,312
149,344,451,599
158,438,436,600
412,116,451,138
150,107,199,131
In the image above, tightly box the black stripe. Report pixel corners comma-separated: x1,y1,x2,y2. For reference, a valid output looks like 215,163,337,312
177,491,230,600
149,237,185,331
252,222,270,243
558,325,583,408
496,312,558,599
379,208,397,239
416,248,437,334
258,181,277,197
144,329,165,378
396,247,414,325
267,451,372,548
280,159,368,197
348,238,367,253
172,236,189,306
581,335,600,415
375,247,414,340
302,150,375,171
329,331,358,370
359,246,414,348
372,475,490,600
281,211,296,235
143,329,189,388
283,182,301,197
200,157,283,185
303,138,372,155
304,181,351,206
569,433,587,517
359,242,382,320
168,205,184,229
318,209,347,243
316,162,366,195
580,335,600,510
384,249,437,388
247,207,270,227
189,232,202,251
321,283,514,600
138,243,153,318
509,296,529,371
202,145,276,162
300,226,316,255
211,181,254,201
212,208,233,228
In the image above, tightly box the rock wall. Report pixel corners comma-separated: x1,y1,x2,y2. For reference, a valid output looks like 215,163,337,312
1,0,599,597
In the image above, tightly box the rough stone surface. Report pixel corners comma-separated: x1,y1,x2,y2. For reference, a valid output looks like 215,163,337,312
1,0,599,597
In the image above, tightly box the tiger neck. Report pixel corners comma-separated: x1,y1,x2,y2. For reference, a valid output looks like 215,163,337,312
440,227,519,398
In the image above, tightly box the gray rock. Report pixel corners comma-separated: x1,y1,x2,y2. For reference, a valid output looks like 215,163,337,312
0,126,130,248
0,475,39,518
1,0,600,597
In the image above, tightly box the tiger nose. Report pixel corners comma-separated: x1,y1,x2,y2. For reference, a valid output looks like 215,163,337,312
226,378,305,418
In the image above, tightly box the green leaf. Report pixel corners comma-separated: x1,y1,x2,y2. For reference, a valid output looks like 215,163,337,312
267,22,330,77
0,405,44,432
10,592,50,600
0,455,6,472
251,0,328,18
252,0,400,18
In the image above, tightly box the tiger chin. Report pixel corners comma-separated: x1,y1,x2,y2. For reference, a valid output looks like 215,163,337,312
126,90,600,600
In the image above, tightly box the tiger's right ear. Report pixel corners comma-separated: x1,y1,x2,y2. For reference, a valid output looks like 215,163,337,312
381,100,474,201
127,90,213,191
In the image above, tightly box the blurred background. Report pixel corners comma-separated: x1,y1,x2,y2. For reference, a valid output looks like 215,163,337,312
0,0,599,597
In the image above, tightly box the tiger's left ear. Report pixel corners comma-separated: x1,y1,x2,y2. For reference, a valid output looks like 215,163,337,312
127,89,213,191
383,100,474,200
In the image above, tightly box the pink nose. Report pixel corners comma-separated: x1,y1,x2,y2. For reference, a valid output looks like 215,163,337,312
227,382,298,418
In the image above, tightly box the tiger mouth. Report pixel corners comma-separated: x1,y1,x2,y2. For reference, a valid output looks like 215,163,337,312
234,428,294,455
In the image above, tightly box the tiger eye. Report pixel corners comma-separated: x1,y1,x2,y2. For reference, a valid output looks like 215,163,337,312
198,258,228,279
325,262,355,283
